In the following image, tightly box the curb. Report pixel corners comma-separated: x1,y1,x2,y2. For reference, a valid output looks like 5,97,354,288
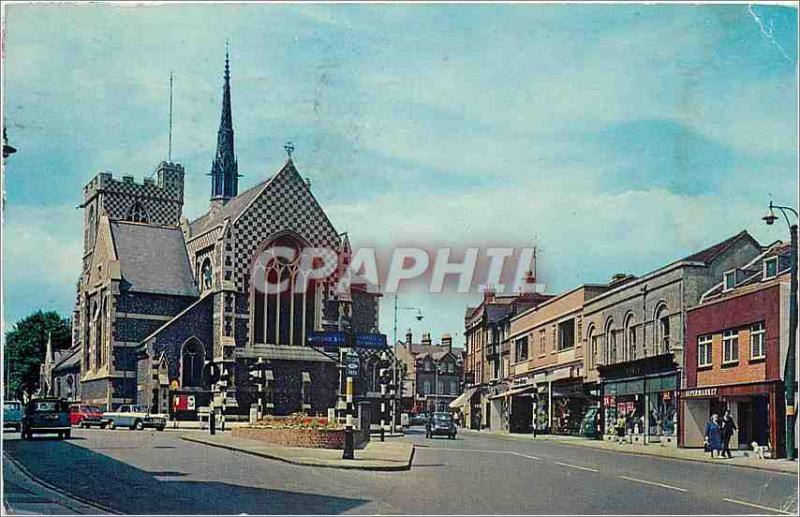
3,451,120,514
180,435,413,471
461,430,798,476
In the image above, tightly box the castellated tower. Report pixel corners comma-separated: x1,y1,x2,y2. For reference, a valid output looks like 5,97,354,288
80,161,185,271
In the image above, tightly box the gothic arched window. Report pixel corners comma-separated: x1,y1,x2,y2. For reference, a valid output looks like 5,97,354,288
126,201,149,223
252,235,317,346
201,258,213,291
181,340,205,387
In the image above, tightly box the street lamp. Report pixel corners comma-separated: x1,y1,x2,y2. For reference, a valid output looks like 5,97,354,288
392,295,424,433
762,200,798,460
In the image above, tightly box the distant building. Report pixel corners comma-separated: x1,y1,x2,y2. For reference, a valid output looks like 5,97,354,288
681,241,792,457
39,335,80,402
395,332,463,413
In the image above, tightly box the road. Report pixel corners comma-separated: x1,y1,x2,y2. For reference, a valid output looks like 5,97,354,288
3,427,797,514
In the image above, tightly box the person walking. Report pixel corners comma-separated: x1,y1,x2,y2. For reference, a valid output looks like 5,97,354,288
704,413,723,458
720,409,738,459
615,412,627,443
594,411,602,440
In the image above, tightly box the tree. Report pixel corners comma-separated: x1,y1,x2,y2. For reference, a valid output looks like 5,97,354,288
4,310,71,400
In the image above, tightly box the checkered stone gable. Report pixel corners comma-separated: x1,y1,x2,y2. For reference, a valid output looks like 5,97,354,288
232,161,341,292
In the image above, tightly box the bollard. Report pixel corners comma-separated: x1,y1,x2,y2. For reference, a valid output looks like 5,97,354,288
342,376,354,460
209,410,216,435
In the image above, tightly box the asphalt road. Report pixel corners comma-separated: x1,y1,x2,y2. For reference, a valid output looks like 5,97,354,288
3,426,797,515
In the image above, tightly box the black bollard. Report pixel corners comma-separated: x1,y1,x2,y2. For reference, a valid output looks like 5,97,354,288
209,410,216,435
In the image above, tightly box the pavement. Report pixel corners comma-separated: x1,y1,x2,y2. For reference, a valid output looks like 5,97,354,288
180,432,414,471
459,429,799,474
2,426,797,514
3,452,114,514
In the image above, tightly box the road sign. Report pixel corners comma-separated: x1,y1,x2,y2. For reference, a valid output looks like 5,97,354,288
354,333,387,349
345,351,360,377
308,331,350,348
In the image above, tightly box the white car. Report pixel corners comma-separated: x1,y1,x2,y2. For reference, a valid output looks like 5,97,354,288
102,404,167,431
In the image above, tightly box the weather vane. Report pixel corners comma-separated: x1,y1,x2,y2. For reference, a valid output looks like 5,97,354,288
284,141,295,159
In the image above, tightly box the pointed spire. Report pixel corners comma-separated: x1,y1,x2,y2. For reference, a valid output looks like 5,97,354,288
210,41,239,206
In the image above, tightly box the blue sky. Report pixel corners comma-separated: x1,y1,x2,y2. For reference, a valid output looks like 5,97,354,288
2,3,797,346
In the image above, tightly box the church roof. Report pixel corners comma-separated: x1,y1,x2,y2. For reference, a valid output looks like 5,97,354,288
53,347,81,373
110,221,198,297
189,175,268,237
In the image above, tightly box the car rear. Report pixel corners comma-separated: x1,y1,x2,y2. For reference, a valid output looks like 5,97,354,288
3,401,23,431
22,399,71,439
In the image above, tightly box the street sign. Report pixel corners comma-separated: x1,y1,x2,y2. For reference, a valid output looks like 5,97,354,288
345,351,360,377
354,333,387,349
308,331,350,348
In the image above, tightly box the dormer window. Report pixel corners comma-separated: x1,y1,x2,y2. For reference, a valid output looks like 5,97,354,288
723,270,736,292
763,257,778,280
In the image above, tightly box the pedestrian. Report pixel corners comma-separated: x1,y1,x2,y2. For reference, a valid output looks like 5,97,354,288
704,413,723,458
720,409,738,459
594,411,602,440
615,412,626,443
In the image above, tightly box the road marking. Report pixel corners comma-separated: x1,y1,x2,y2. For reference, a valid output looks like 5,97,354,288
554,461,598,473
722,498,793,515
618,475,686,492
421,447,540,460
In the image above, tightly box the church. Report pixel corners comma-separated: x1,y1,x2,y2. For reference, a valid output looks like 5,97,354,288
71,52,381,419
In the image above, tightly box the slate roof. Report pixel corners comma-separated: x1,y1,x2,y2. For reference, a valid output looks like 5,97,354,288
53,347,80,372
110,221,198,297
699,240,790,302
682,230,758,264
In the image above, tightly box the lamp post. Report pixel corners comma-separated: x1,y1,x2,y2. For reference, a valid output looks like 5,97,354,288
763,200,798,460
392,295,423,434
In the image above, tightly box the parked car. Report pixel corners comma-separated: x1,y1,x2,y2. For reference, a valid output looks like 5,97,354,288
102,404,167,431
69,404,106,428
21,398,71,440
425,412,457,439
409,412,428,426
3,400,23,432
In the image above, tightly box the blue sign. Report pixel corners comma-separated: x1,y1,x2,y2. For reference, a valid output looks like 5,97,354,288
307,332,350,348
354,333,387,349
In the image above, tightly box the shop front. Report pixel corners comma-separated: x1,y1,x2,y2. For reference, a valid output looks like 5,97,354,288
678,381,784,456
599,355,678,445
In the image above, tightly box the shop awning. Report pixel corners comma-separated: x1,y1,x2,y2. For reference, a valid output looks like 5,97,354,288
489,385,535,399
449,387,479,409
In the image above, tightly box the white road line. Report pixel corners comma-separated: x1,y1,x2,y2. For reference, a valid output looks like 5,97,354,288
618,475,686,492
553,461,598,473
722,498,793,515
421,447,540,460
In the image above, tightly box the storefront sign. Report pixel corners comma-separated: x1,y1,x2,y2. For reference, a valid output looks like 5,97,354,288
603,396,616,407
681,387,718,398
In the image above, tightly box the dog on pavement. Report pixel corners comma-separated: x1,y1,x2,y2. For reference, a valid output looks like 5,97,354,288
751,442,770,459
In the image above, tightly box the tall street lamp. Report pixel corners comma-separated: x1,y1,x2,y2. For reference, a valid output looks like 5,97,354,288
763,200,798,460
392,295,423,433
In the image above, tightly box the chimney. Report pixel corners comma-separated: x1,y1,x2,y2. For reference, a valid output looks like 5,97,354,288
421,333,432,346
405,329,412,345
483,286,496,303
441,333,452,351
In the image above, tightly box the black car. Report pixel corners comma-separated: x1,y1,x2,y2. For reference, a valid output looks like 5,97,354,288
21,398,71,440
426,412,457,439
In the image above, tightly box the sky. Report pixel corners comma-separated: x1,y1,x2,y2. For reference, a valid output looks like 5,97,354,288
2,2,798,347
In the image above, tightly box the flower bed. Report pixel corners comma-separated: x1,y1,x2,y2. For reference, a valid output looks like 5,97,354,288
233,413,369,449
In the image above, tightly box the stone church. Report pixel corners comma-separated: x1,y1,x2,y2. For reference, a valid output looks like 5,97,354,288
73,52,380,418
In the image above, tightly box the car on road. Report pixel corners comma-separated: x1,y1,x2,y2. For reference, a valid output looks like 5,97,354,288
425,412,457,439
409,412,428,426
21,398,71,440
102,404,167,431
3,400,23,432
69,404,106,428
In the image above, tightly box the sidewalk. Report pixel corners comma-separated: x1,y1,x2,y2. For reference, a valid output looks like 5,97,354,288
164,419,250,431
2,454,115,515
461,429,798,474
180,433,414,471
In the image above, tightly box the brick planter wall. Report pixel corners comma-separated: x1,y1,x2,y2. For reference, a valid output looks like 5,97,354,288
233,426,370,449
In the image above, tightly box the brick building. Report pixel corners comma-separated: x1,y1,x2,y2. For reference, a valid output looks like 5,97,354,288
680,241,792,456
395,332,463,413
73,52,379,417
584,231,762,445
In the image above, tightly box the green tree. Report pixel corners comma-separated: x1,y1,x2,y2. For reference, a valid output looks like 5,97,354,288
4,310,71,400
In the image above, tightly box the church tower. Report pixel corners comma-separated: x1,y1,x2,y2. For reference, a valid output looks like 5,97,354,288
209,46,239,208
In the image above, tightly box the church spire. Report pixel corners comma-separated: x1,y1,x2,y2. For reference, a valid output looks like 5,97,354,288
210,41,239,206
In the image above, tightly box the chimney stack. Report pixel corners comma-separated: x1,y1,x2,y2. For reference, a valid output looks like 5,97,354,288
405,329,412,345
483,286,496,303
421,333,432,346
441,333,452,351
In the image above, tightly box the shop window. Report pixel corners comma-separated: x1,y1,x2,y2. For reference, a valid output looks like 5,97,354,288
697,335,712,367
515,336,529,361
750,322,765,360
763,257,778,280
723,270,736,292
557,319,575,350
722,329,739,365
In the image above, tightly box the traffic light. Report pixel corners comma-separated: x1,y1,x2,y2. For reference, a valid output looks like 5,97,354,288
203,360,220,385
218,368,230,389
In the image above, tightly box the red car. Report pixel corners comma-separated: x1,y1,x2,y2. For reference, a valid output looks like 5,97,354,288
69,404,105,428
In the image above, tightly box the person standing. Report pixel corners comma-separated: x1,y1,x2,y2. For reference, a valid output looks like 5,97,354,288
704,413,723,458
615,412,627,443
594,411,602,440
720,409,738,459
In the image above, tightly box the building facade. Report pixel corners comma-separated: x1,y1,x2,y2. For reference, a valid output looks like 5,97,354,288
584,231,762,445
395,332,463,413
73,53,379,417
507,284,610,435
681,241,791,457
